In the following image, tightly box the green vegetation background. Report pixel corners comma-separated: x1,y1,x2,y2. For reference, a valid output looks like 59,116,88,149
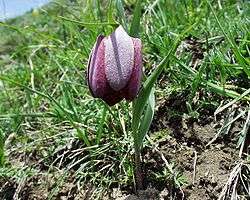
0,0,249,199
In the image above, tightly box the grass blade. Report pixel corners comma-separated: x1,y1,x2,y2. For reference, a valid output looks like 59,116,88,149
135,87,155,150
207,0,250,76
0,129,5,166
132,21,197,136
57,16,117,27
96,106,108,144
215,88,250,116
130,0,142,37
115,0,128,31
238,110,250,157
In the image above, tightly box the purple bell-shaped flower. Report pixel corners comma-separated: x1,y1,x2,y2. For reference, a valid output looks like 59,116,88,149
87,26,142,106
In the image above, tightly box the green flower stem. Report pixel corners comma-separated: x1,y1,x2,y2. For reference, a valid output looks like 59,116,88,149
134,145,143,190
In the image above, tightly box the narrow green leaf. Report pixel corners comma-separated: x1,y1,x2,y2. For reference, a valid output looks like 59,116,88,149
135,88,155,150
238,110,250,157
107,0,115,23
115,0,128,31
207,0,250,77
96,105,108,144
190,62,206,99
215,88,250,115
130,0,142,37
0,112,56,119
96,0,103,22
206,82,250,101
132,22,197,136
62,83,79,121
57,16,117,27
132,42,173,134
0,129,5,166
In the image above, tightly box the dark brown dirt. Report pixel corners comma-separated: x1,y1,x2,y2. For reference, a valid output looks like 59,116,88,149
139,92,241,200
142,123,238,200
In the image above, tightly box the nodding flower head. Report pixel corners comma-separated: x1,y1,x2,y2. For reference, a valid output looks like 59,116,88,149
87,25,142,106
